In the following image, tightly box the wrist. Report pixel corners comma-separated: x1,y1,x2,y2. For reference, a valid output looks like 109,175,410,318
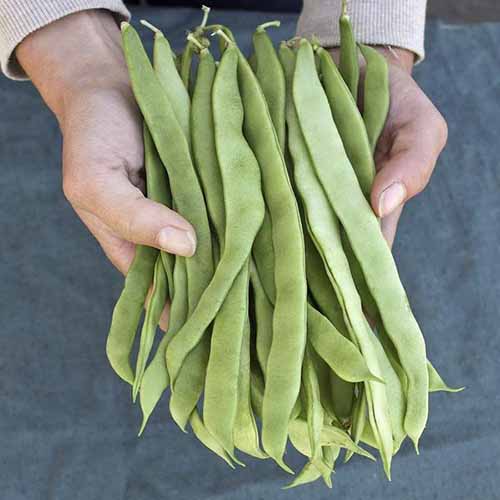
328,45,414,75
17,10,128,119
375,46,414,74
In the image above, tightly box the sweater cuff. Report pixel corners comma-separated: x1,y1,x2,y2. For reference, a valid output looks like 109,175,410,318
0,0,130,79
297,0,427,63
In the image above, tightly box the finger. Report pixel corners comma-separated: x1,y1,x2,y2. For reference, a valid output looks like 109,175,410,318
371,113,447,218
76,207,136,274
381,205,403,249
64,169,196,257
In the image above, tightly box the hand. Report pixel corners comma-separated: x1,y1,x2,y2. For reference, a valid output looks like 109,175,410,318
17,10,197,277
368,47,448,247
330,47,448,247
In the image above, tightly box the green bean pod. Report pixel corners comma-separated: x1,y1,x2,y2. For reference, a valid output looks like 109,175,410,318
190,45,225,246
359,43,390,154
204,264,249,458
142,24,191,147
140,24,215,428
428,361,464,393
250,262,274,377
233,316,267,459
135,125,182,426
121,24,214,428
165,42,265,385
281,46,358,424
344,388,367,462
106,244,157,385
302,345,325,462
293,39,428,451
249,361,265,418
189,410,235,468
284,41,393,475
339,0,359,99
318,47,374,197
138,258,188,434
236,34,307,471
132,257,168,399
106,121,170,386
130,123,172,398
252,21,286,151
307,305,381,384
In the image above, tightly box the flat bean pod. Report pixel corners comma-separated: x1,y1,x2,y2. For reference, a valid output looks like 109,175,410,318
250,262,274,376
140,26,215,428
138,257,188,434
281,43,357,428
318,47,374,197
121,24,213,316
359,43,390,154
307,305,380,384
106,244,157,385
233,316,267,459
339,0,359,99
428,361,464,393
204,264,249,457
294,39,428,450
236,35,307,470
190,45,225,245
302,345,324,461
132,256,168,399
165,42,265,385
252,21,286,150
286,42,393,475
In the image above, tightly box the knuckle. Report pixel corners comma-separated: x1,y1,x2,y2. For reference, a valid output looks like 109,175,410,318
121,209,141,243
62,172,81,205
436,113,449,149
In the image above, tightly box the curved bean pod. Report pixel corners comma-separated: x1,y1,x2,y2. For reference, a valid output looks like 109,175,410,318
122,24,213,428
293,39,428,450
302,345,324,469
307,305,381,384
359,44,390,154
138,259,188,434
339,0,359,99
428,361,464,393
250,262,274,376
252,21,286,150
190,45,225,245
132,256,168,400
284,42,393,475
106,244,157,385
318,47,374,197
233,316,267,459
237,36,307,470
165,42,265,385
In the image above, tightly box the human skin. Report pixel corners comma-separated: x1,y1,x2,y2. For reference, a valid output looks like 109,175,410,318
16,9,447,307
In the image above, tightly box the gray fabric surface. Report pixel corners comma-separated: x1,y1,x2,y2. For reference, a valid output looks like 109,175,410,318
1,7,499,500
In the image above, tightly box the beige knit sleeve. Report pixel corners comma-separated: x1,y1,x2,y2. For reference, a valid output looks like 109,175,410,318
297,0,427,62
0,0,130,79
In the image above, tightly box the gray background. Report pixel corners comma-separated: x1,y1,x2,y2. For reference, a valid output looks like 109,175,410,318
1,6,499,500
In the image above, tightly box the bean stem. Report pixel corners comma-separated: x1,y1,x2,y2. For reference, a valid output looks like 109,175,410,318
256,20,281,31
140,19,162,34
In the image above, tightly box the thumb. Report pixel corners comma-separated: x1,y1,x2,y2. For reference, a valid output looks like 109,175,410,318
371,117,447,218
65,171,197,257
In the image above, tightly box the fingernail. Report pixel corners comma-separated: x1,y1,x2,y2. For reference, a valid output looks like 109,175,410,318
378,182,406,217
158,227,196,257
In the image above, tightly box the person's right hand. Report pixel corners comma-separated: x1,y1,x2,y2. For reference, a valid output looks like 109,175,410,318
17,10,197,275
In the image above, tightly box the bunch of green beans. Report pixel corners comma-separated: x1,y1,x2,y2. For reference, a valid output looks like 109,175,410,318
105,4,461,489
